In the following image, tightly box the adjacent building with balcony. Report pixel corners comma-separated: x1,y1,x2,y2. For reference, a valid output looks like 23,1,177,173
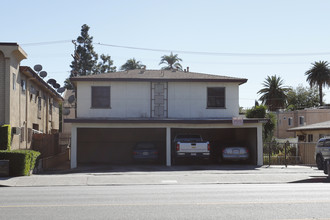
0,43,63,150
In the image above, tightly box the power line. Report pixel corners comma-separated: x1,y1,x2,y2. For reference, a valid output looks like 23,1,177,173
96,42,330,57
21,40,72,46
19,40,330,57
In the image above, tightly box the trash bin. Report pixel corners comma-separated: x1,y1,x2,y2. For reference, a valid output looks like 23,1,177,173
0,160,9,176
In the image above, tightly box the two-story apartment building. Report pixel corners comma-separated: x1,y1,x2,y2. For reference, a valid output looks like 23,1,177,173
275,108,330,139
65,69,264,168
0,43,63,149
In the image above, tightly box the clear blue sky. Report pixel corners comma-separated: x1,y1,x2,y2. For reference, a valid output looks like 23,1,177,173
2,0,330,108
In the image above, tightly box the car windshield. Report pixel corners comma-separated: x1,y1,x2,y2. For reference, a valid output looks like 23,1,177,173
324,140,330,147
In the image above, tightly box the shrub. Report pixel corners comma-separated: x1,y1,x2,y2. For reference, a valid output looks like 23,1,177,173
246,105,266,118
0,150,40,176
0,124,11,150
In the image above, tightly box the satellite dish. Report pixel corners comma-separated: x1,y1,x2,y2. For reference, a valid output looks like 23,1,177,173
47,79,56,86
54,83,61,89
39,71,47,78
34,64,42,72
63,108,71,116
68,95,75,104
57,87,65,93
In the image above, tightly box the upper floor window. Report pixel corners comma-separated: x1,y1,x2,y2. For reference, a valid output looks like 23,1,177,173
299,116,304,125
21,79,26,92
49,99,52,115
91,86,110,108
288,117,293,126
38,97,42,119
207,87,225,108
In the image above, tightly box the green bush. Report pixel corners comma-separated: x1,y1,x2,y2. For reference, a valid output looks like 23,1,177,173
246,105,267,118
0,124,11,150
0,150,40,176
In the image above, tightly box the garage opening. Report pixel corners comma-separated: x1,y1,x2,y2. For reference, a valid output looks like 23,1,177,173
77,128,166,165
171,128,257,165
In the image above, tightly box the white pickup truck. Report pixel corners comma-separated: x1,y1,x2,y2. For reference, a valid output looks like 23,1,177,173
173,134,210,159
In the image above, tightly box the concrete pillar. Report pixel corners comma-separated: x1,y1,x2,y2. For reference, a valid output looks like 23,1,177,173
257,124,263,165
70,126,77,169
166,127,171,166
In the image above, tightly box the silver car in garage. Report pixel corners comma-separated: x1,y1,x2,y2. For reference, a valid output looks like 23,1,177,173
222,146,249,161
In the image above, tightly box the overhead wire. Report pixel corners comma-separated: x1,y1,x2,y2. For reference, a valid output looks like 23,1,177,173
96,42,330,57
21,40,72,46
19,40,330,57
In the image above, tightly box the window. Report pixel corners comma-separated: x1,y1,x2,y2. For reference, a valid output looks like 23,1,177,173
49,100,52,115
299,116,304,125
13,73,16,90
38,97,42,119
298,135,306,142
207,87,225,108
21,80,26,92
288,117,293,126
308,134,313,142
91,86,110,108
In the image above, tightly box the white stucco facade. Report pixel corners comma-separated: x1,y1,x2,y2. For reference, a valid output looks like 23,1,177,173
67,69,264,169
76,81,240,119
77,81,150,118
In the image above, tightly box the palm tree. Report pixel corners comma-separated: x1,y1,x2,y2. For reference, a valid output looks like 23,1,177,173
257,75,289,111
120,58,143,71
159,52,183,70
305,61,330,106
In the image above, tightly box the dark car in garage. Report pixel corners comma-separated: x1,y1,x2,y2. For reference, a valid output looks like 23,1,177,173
133,143,159,162
222,146,249,161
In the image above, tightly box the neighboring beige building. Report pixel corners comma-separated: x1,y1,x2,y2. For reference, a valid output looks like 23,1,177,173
289,120,330,143
288,121,330,165
0,43,63,150
275,108,330,139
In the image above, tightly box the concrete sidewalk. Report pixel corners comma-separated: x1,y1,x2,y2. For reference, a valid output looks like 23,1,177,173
0,165,328,187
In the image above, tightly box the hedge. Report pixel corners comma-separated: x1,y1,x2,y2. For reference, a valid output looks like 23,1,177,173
0,150,40,176
0,124,11,151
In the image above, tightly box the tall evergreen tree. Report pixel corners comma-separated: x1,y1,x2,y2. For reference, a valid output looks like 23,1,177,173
70,24,98,76
64,24,116,89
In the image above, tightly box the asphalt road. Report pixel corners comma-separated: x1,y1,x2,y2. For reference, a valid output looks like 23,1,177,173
1,183,330,220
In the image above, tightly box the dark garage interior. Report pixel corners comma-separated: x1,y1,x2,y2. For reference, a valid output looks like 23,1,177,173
77,128,166,165
77,127,258,166
171,128,257,165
